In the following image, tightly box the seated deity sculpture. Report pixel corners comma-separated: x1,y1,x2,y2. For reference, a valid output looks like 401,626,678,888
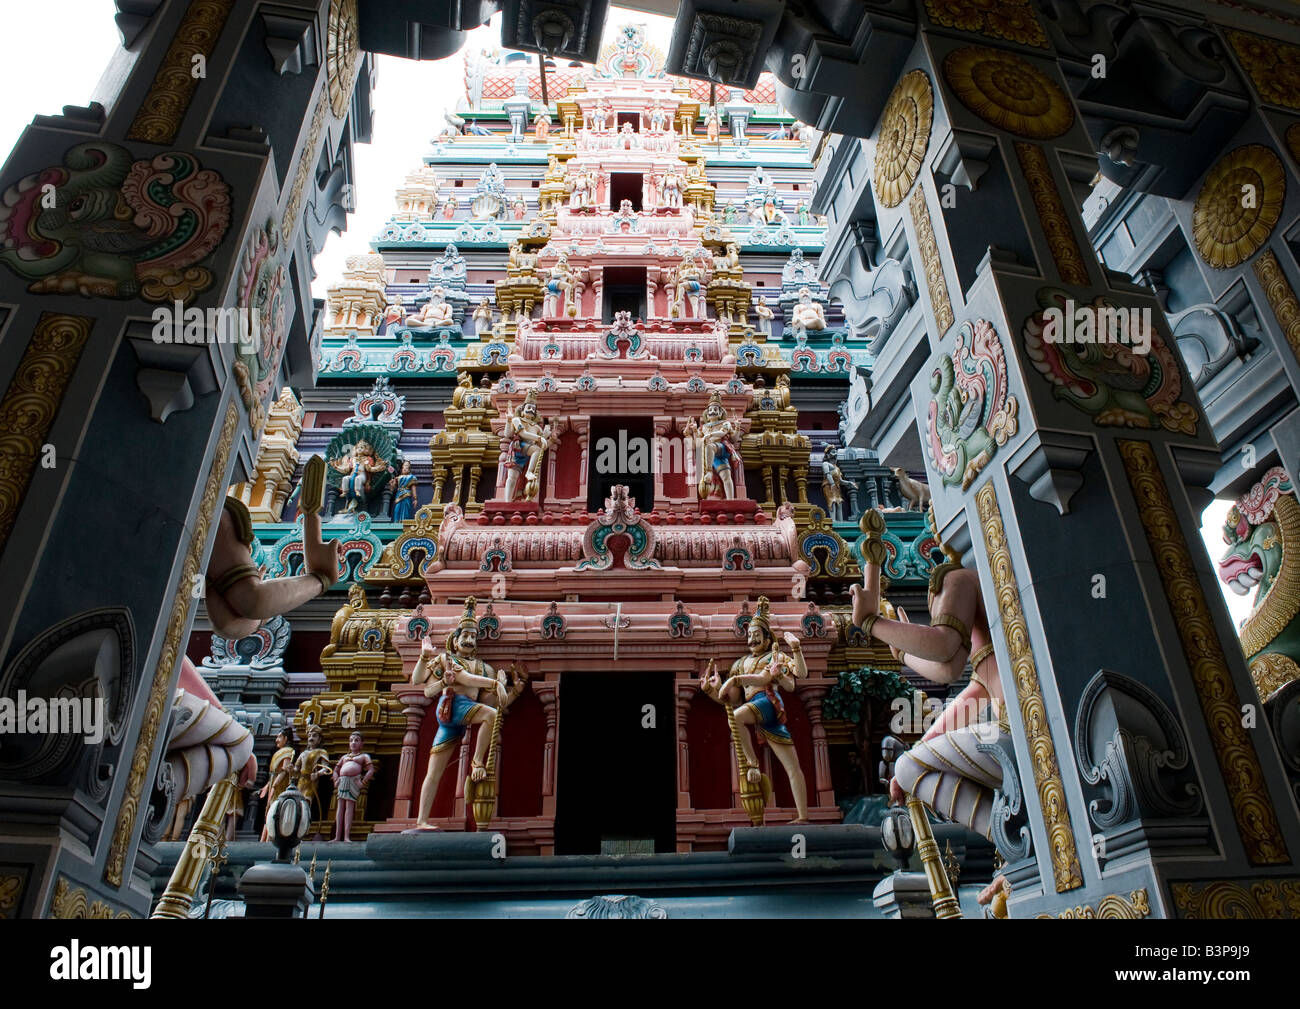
406,288,455,330
851,507,1010,902
790,287,826,334
699,597,810,824
331,439,389,513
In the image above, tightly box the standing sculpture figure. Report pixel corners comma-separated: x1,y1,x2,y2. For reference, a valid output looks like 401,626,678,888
543,254,573,318
258,728,296,842
332,731,375,842
821,446,846,523
391,459,418,522
503,389,552,502
294,724,333,823
686,390,740,500
706,106,720,143
534,108,551,142
699,597,810,824
472,296,494,332
410,598,528,829
674,256,702,317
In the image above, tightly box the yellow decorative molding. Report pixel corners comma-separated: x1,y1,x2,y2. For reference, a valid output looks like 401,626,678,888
1252,248,1300,371
282,88,330,238
1037,888,1150,919
943,46,1074,140
909,187,955,336
105,400,240,886
1193,145,1285,270
0,313,92,561
923,0,1048,48
50,878,133,919
1226,30,1300,111
1015,143,1090,287
873,71,934,209
1171,878,1300,918
975,482,1084,892
126,0,236,144
1118,439,1289,866
0,872,22,918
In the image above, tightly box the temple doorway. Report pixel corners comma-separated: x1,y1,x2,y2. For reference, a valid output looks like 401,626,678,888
554,670,676,855
588,416,655,512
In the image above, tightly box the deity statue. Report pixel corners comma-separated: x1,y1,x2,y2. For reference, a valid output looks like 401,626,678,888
662,171,683,209
674,256,703,318
258,727,296,842
503,389,552,501
330,439,389,513
649,100,667,133
543,253,574,318
591,100,610,132
763,196,788,225
332,731,376,842
718,242,740,273
472,296,494,331
699,597,810,824
406,287,454,330
790,286,826,335
851,508,1008,897
294,723,333,822
821,446,845,523
390,459,418,522
618,121,637,149
378,298,405,336
754,298,774,337
686,390,741,500
441,196,458,220
797,202,810,226
511,195,527,220
706,106,720,143
411,598,528,829
534,108,551,142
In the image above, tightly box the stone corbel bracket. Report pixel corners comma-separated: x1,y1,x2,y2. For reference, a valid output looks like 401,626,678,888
126,319,222,424
262,12,321,76
1006,430,1094,516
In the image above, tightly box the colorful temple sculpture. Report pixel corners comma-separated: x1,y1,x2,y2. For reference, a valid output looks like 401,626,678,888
1,1,1299,922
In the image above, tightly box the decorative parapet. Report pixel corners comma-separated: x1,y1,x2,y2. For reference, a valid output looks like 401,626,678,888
324,253,387,338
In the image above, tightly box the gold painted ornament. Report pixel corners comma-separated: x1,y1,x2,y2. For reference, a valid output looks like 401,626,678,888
873,70,934,209
326,0,361,118
1192,144,1285,270
943,46,1074,139
923,0,1048,48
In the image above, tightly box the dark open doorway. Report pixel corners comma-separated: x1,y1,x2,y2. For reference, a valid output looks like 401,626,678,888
554,670,676,855
609,172,642,212
601,265,646,323
587,415,654,513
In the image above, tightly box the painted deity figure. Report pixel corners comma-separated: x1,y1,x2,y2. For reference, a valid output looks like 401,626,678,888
649,101,667,133
754,298,774,337
674,256,703,317
700,597,810,823
851,508,1009,867
378,298,405,336
511,196,527,220
407,287,454,330
791,286,826,335
294,724,332,822
662,171,683,209
391,459,418,522
686,390,740,500
706,106,721,143
332,731,375,842
411,598,528,829
503,389,552,501
441,196,458,220
543,253,574,318
330,439,387,512
472,296,494,331
591,100,610,133
258,727,296,842
534,109,551,142
821,446,845,523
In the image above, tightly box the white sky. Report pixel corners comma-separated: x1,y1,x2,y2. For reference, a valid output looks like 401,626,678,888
0,0,1255,627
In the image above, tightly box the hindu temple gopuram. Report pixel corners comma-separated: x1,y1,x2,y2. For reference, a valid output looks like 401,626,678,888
2,1,1300,936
